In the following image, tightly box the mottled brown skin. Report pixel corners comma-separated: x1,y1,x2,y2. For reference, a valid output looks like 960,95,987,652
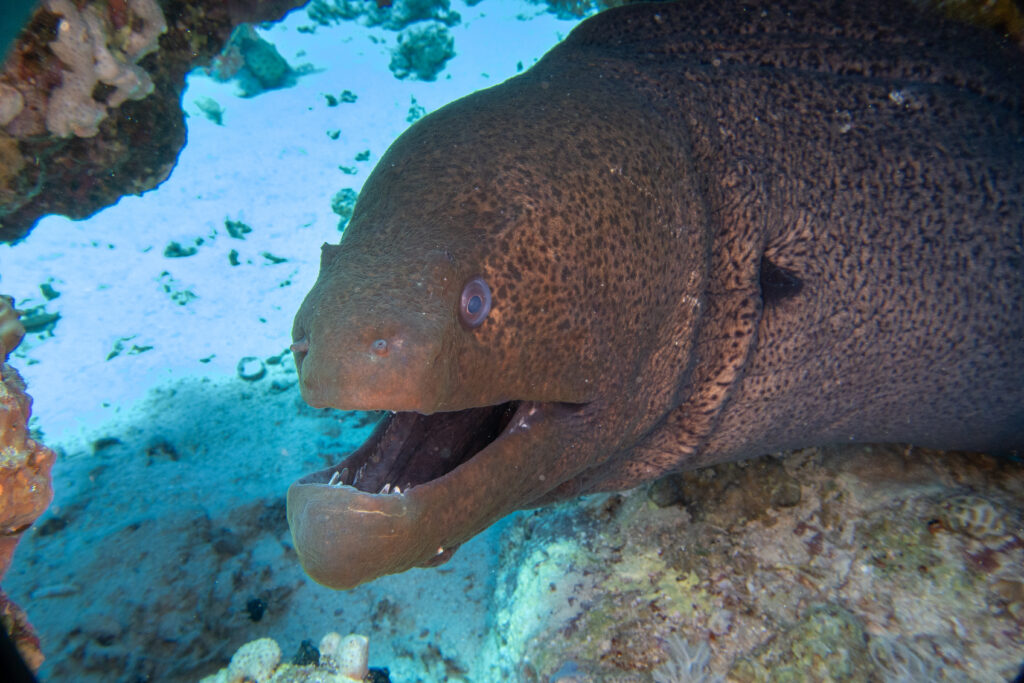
289,0,1024,589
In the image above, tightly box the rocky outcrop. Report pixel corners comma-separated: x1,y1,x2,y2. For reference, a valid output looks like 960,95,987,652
0,296,57,672
0,0,306,244
484,446,1024,681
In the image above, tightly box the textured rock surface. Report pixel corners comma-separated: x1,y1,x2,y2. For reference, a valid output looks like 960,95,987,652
486,446,1024,682
0,295,24,360
0,587,45,672
0,0,306,243
200,632,373,683
306,0,463,31
0,296,56,673
0,361,56,580
39,0,167,138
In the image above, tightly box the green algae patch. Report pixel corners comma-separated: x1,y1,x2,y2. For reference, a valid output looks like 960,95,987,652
855,503,982,606
615,553,711,622
731,603,870,683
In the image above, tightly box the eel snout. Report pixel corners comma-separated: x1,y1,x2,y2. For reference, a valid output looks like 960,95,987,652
290,297,453,412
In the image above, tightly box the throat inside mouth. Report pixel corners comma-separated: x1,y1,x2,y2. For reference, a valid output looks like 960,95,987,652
317,401,522,495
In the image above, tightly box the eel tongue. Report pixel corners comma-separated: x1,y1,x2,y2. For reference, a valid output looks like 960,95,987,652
286,401,569,589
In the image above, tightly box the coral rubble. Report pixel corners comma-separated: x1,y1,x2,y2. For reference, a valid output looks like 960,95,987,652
0,296,56,672
485,445,1024,681
306,0,461,31
330,188,359,230
388,22,454,81
305,0,459,81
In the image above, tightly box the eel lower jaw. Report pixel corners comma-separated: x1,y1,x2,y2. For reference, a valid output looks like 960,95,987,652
287,400,584,589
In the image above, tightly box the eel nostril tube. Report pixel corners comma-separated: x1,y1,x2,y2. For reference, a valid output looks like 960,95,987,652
371,339,388,357
290,339,310,355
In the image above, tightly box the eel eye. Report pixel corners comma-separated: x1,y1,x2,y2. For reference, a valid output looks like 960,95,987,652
459,276,492,329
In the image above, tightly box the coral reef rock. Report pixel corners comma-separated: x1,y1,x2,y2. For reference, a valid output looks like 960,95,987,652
305,0,459,80
0,587,45,672
484,445,1024,682
207,24,310,98
0,362,56,580
0,0,307,243
0,296,56,673
0,294,24,358
388,22,454,81
307,0,461,31
200,632,372,683
41,0,166,138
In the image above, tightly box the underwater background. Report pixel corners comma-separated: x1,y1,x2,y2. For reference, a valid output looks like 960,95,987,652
0,1,585,680
1,0,1023,681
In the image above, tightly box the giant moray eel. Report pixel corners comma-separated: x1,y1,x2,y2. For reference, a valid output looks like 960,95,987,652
288,0,1024,589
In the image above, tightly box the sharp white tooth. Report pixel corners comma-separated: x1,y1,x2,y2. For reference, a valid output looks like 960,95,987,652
328,471,341,487
340,467,349,484
393,486,401,494
379,483,391,494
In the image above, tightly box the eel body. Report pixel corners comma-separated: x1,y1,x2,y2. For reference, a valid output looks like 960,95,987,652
288,0,1024,588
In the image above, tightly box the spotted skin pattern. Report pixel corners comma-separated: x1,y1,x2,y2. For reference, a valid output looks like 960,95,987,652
288,0,1023,588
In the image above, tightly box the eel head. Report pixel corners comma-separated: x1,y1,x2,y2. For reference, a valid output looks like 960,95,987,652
286,57,700,589
288,234,600,588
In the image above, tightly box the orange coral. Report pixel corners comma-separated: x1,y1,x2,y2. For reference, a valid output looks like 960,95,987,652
0,362,56,579
0,295,55,672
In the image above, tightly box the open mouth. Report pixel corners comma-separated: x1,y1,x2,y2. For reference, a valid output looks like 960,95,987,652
288,397,589,588
300,401,523,495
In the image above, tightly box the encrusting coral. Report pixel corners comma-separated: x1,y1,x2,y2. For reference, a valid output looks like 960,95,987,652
485,446,1024,681
40,0,166,137
0,295,56,672
0,0,310,242
0,0,167,138
200,631,372,683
